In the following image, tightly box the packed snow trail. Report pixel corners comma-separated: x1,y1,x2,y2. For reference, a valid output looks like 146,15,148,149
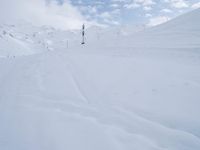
0,8,200,150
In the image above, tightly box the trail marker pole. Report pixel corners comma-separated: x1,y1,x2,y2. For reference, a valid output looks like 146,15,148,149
81,24,85,45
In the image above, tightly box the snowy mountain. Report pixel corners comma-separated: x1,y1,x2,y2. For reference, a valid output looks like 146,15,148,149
125,8,200,49
83,8,200,51
0,22,146,57
0,22,80,57
0,8,200,150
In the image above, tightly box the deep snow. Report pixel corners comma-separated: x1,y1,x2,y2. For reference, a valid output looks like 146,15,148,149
0,8,200,150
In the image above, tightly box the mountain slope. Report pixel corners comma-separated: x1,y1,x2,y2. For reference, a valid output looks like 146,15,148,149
0,9,200,150
85,8,200,49
0,23,79,57
125,8,200,49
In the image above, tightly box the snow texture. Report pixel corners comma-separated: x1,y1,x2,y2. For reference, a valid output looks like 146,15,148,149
0,8,200,150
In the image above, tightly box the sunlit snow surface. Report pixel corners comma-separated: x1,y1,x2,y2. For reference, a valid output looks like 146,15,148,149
0,9,200,150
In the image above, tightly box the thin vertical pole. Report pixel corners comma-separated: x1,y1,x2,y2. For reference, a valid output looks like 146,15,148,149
81,24,85,44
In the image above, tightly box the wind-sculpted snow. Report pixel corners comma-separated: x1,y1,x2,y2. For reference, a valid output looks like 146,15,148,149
0,8,200,150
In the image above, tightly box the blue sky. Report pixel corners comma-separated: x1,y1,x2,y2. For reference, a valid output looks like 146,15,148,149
66,0,200,26
0,0,200,29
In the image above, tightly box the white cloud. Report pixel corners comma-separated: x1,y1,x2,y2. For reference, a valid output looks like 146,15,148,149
164,0,189,8
143,6,152,11
135,0,156,6
110,4,120,8
124,3,140,9
124,0,155,10
111,0,128,2
99,12,112,19
0,0,98,30
98,9,120,25
103,19,120,25
161,8,173,13
86,6,98,14
191,2,200,9
111,9,121,15
145,13,153,17
147,16,170,26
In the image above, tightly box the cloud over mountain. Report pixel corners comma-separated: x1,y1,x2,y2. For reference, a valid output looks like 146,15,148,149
0,0,97,30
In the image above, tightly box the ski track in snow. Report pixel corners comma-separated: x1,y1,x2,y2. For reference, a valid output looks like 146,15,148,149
1,47,200,150
1,50,200,150
58,53,90,104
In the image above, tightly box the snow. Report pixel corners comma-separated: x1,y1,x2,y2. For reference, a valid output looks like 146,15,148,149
0,8,200,150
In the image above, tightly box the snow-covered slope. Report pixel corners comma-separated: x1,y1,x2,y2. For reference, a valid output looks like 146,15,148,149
125,8,200,49
0,9,200,150
83,8,200,50
0,23,79,57
0,24,35,57
85,24,146,43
